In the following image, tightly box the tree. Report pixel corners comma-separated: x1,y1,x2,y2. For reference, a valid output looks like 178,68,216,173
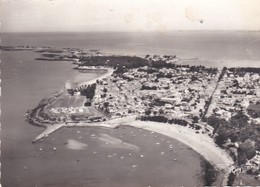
145,109,151,115
80,83,96,100
255,140,260,151
230,111,249,128
159,109,164,115
215,128,228,147
239,125,256,142
192,116,199,123
239,141,256,160
84,101,91,106
237,152,247,166
103,101,109,108
228,130,238,142
207,115,227,133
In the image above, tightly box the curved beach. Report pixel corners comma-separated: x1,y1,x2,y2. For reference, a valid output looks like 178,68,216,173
119,120,235,185
32,65,234,171
29,62,235,185
66,118,234,185
77,67,114,86
123,121,234,170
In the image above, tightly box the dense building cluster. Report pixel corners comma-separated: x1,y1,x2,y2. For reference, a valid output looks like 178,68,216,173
205,68,260,175
207,69,260,121
93,65,219,125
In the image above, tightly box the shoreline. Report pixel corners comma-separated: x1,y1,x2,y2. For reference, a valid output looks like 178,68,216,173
120,121,234,186
93,119,234,186
176,58,260,68
30,67,115,141
31,121,210,187
77,67,114,87
29,64,235,185
25,52,245,185
122,121,234,170
32,117,234,185
80,116,234,186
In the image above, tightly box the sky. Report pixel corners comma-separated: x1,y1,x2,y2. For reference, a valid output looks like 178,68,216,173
1,0,260,32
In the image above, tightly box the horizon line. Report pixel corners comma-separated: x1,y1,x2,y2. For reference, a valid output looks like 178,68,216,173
1,30,260,34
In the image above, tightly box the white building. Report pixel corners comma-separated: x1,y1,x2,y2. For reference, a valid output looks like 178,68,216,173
65,80,72,90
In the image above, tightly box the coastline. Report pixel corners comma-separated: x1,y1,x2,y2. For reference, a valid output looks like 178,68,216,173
122,121,234,170
30,67,115,141
33,113,235,170
3,33,260,186
120,121,234,186
31,123,208,187
32,116,223,185
67,118,234,185
56,115,234,185
29,64,235,185
176,58,260,68
77,67,114,87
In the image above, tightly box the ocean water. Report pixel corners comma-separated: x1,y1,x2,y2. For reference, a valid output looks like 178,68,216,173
1,51,106,186
2,31,260,61
1,31,259,186
1,51,203,187
0,33,210,187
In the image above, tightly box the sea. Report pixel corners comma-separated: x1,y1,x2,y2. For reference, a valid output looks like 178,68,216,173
1,31,260,187
2,31,260,65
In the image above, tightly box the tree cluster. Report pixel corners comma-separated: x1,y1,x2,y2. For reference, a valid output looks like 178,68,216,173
140,85,157,90
140,115,189,126
207,111,259,166
229,67,260,75
80,83,97,100
79,55,150,69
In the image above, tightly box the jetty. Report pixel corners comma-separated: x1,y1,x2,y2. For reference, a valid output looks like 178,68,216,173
33,123,64,143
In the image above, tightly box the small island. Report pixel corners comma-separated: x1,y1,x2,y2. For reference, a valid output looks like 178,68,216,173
2,45,260,186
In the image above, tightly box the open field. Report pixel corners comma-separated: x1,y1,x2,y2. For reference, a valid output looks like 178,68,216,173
48,94,85,108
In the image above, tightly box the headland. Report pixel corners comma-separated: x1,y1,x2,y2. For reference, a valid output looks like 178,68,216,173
2,45,260,186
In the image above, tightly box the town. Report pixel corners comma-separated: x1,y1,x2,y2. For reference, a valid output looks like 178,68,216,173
2,45,260,185
70,57,260,185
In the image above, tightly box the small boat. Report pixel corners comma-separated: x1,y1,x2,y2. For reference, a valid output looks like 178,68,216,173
173,158,177,161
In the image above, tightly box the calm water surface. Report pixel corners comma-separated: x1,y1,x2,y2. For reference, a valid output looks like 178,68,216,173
2,31,260,60
2,31,260,186
1,50,203,187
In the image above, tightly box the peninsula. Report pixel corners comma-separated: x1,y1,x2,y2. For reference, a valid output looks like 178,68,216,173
2,45,260,186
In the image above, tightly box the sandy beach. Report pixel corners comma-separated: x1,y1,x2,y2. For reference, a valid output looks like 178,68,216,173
122,121,234,170
32,125,206,187
77,68,114,87
29,61,236,184
64,118,235,185
34,115,234,171
31,63,235,183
